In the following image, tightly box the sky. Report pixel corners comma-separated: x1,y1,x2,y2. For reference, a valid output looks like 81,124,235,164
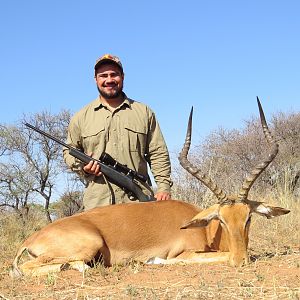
1,0,299,157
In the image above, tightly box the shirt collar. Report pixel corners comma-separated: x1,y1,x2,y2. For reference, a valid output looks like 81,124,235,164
93,93,132,111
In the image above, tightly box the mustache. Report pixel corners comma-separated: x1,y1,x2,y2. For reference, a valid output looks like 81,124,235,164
103,82,117,87
97,86,123,99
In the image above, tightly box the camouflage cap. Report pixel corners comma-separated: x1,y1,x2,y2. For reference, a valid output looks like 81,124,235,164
94,54,123,73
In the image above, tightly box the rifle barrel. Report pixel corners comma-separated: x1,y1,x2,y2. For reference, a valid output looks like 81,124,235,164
25,123,70,149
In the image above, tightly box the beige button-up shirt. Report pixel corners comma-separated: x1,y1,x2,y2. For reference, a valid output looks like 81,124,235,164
63,94,172,210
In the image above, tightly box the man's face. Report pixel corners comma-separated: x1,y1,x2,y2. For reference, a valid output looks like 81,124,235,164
95,63,124,99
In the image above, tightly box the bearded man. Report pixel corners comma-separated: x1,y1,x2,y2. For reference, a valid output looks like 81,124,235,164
63,54,172,210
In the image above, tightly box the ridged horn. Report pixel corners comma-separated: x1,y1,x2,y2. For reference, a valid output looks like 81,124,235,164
178,107,227,202
238,97,279,200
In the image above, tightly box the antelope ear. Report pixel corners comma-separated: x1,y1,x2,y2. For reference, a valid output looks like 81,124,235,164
181,204,220,229
253,203,290,219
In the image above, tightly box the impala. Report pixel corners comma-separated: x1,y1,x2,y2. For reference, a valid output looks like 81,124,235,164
11,98,289,277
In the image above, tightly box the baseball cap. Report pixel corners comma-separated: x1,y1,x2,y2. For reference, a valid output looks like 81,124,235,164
94,54,123,73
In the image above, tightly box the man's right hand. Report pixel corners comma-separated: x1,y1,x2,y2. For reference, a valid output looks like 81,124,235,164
83,155,102,176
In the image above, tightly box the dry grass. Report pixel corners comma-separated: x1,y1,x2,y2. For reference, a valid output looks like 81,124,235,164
1,253,299,299
0,194,299,300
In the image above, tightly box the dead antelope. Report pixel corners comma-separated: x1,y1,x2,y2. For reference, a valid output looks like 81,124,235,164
11,98,289,277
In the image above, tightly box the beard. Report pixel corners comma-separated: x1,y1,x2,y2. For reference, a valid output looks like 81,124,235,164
97,84,123,99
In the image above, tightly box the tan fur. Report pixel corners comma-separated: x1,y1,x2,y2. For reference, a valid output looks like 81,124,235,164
11,199,289,277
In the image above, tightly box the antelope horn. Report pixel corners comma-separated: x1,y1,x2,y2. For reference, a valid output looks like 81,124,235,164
178,107,227,202
238,97,279,200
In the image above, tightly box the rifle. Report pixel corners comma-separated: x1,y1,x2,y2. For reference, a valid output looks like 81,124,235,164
24,123,155,202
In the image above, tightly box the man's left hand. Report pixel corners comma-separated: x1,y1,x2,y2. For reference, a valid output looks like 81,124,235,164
154,192,171,201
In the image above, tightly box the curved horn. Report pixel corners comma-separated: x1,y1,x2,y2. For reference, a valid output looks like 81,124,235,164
178,107,227,202
238,97,279,200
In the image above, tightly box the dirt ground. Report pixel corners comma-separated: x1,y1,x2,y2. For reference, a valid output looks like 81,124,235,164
0,248,299,300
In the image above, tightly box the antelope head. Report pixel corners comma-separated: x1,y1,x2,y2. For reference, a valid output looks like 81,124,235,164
179,98,290,267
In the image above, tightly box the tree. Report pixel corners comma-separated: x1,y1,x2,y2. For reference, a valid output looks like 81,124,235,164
0,110,82,222
172,110,300,205
51,189,83,219
271,111,300,195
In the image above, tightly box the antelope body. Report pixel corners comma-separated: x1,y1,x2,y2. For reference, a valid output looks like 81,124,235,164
11,198,288,277
11,98,290,277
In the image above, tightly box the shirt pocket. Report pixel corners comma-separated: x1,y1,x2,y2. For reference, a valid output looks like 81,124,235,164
124,122,147,153
81,125,106,155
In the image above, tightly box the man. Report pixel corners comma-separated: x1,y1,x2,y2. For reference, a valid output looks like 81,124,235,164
63,54,172,210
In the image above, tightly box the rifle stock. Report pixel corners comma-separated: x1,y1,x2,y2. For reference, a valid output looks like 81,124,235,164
24,123,154,202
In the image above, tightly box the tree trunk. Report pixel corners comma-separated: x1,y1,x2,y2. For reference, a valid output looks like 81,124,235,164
44,197,52,223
